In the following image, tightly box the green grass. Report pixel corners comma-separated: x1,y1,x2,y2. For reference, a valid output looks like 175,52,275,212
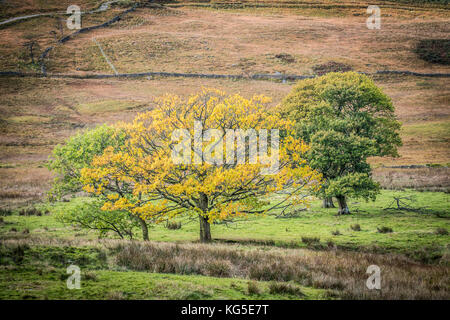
402,121,450,144
6,115,53,124
0,240,325,300
2,190,449,258
0,190,448,300
0,267,326,300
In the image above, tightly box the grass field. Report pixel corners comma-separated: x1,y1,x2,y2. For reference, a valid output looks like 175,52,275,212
1,190,449,299
0,0,449,300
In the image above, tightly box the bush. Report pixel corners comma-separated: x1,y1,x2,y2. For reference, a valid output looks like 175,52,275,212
205,260,232,277
331,230,341,236
312,61,353,76
19,208,42,216
350,224,361,231
326,240,336,249
269,282,304,296
435,228,448,235
301,237,320,245
83,271,98,281
0,244,29,265
0,208,13,216
414,39,450,65
377,226,393,233
247,281,261,295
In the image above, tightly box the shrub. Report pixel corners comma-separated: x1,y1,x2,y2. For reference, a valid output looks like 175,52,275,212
327,240,336,249
409,245,443,264
414,39,450,65
312,275,345,290
301,237,320,245
83,271,98,281
350,224,361,231
247,281,261,295
1,244,29,264
275,53,295,64
331,230,341,236
19,208,42,216
377,226,393,233
0,208,13,216
434,228,448,235
205,260,232,277
269,282,304,296
312,61,353,76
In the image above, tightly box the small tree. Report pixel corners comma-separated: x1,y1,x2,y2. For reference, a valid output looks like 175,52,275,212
81,89,321,242
47,125,124,198
48,125,152,240
280,72,401,214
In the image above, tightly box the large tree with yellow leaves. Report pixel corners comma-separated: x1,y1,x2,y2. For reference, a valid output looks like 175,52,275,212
81,89,321,242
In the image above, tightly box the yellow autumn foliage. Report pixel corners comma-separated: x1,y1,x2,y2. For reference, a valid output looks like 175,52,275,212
81,89,322,227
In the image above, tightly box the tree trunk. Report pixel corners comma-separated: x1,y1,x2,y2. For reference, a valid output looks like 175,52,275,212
137,217,149,241
199,192,212,242
336,195,350,215
199,215,212,243
322,197,335,208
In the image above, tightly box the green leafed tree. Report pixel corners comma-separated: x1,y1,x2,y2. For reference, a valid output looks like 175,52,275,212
47,126,151,240
47,125,125,199
280,72,402,214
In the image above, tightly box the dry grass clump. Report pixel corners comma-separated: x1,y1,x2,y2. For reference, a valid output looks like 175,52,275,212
106,291,126,300
312,61,353,76
331,230,341,236
269,282,304,296
377,226,394,234
247,281,261,295
83,271,98,281
114,241,450,299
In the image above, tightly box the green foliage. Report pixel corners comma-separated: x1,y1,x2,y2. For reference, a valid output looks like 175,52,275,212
47,125,125,199
54,198,138,239
326,173,380,201
280,72,401,205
